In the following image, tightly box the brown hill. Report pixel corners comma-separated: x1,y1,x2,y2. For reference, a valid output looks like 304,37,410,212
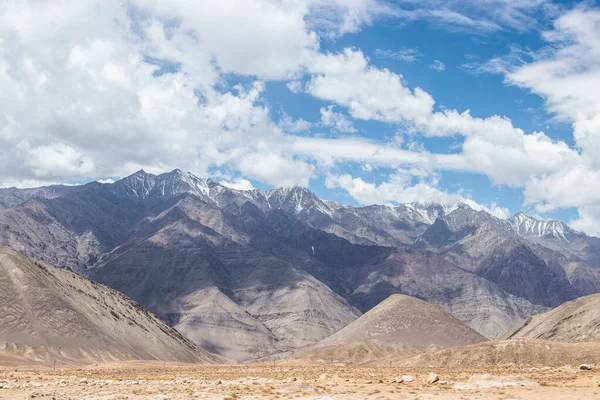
500,294,600,342
399,338,600,367
0,246,224,365
282,294,486,364
315,294,487,348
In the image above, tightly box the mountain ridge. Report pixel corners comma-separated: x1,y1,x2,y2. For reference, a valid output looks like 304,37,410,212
2,169,592,240
1,168,599,361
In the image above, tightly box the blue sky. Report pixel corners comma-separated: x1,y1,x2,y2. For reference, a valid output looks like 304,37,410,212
245,2,581,221
2,0,600,234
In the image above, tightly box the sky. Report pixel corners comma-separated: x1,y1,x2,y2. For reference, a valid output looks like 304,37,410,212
2,1,600,234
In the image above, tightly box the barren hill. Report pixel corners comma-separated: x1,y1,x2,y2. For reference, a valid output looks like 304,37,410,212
283,294,486,364
0,246,223,364
500,293,600,342
400,338,600,367
315,294,487,348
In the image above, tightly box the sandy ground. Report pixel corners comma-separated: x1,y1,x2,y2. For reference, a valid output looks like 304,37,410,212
1,361,599,399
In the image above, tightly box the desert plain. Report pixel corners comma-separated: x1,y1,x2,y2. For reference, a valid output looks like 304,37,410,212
1,361,600,400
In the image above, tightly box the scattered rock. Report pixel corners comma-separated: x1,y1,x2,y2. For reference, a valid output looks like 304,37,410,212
426,373,439,384
580,364,593,370
402,375,414,382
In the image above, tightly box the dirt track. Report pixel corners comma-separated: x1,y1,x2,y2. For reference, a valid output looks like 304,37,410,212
1,361,600,399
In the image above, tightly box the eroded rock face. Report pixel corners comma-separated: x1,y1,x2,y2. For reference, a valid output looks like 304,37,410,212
1,169,599,361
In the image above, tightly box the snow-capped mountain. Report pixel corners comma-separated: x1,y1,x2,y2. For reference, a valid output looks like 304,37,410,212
110,169,210,200
266,186,333,216
509,212,600,268
510,212,575,242
1,168,600,361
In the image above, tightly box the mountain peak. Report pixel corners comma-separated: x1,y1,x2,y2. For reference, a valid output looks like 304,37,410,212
510,212,575,241
129,169,152,178
266,185,331,215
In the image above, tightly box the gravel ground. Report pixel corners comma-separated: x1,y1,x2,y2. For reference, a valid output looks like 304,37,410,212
1,361,600,399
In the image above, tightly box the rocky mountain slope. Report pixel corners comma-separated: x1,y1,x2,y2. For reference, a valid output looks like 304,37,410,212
500,293,600,342
1,169,599,361
0,246,223,364
510,212,600,268
0,185,70,209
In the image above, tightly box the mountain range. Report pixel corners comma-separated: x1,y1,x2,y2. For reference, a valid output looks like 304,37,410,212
2,169,600,361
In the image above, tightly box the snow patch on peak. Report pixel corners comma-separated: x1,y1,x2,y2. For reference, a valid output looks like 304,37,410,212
266,186,332,216
400,201,461,224
510,212,574,242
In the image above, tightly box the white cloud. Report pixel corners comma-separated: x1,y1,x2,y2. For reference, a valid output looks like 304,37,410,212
320,106,356,133
307,48,435,123
236,152,315,187
570,205,600,237
464,7,600,234
2,0,599,235
286,80,303,94
375,48,422,62
279,113,312,133
429,60,446,71
306,0,394,36
326,171,510,219
97,178,115,184
132,0,319,80
25,142,95,179
304,47,578,188
0,0,324,188
388,0,555,34
219,178,255,191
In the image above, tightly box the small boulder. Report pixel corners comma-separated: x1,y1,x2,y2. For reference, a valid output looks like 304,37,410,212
579,364,593,371
426,373,439,384
402,375,414,382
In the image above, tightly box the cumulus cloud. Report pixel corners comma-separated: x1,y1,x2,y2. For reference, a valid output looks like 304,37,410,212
307,49,435,123
474,8,600,233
